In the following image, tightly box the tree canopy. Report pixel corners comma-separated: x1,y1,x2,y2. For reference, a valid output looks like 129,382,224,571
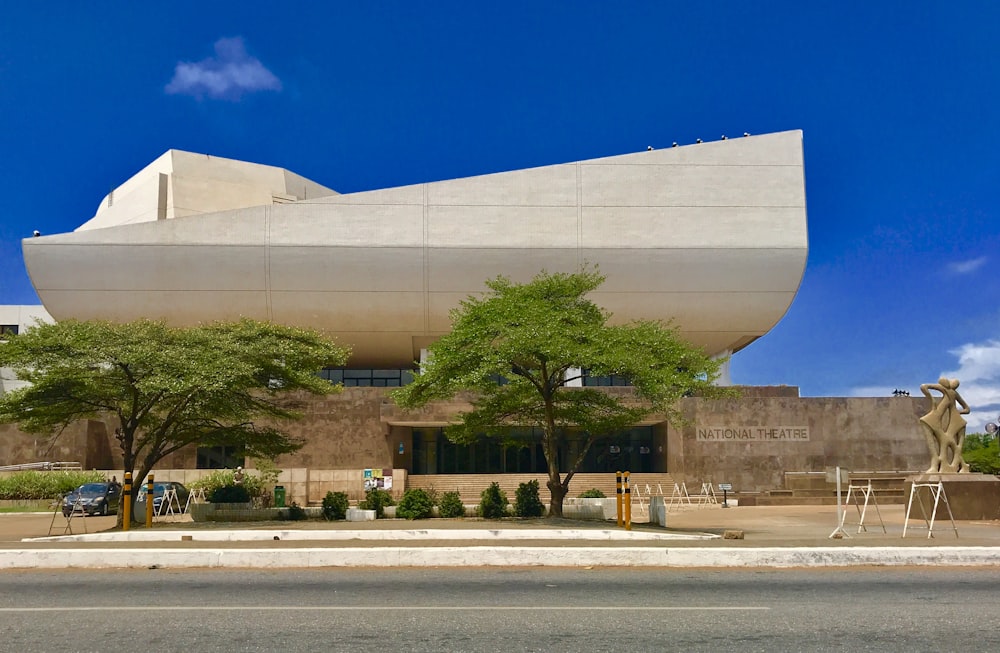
392,268,730,516
0,319,349,511
963,433,1000,474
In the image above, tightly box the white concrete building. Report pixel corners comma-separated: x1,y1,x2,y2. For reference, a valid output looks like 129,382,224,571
0,305,53,395
4,130,936,500
21,131,808,370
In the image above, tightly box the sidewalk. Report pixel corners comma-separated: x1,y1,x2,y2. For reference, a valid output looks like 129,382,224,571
1,503,998,569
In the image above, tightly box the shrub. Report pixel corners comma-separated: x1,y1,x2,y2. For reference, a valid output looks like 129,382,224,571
282,502,308,521
322,491,349,520
189,464,279,505
964,433,1000,474
359,487,394,518
437,491,465,518
422,485,440,506
209,484,251,504
0,470,106,500
578,488,606,499
514,479,545,518
478,482,508,519
396,488,434,519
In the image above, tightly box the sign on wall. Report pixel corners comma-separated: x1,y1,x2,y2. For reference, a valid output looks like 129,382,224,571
696,426,810,442
363,468,394,491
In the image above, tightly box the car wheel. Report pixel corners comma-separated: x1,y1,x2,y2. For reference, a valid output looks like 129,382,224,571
100,502,108,517
62,510,70,518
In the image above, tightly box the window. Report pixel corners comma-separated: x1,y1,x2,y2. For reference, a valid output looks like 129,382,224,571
0,325,18,336
318,368,415,387
407,427,653,474
196,446,245,469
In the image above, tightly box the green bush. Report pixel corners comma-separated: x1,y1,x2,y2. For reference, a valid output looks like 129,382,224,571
437,491,465,518
514,479,545,517
964,434,1000,474
0,470,106,500
478,482,508,519
209,484,251,504
189,465,278,504
396,488,434,519
282,502,308,521
359,487,394,518
322,491,349,520
578,488,606,499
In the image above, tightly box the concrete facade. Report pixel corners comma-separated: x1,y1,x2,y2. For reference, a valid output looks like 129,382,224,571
2,131,937,499
0,387,933,498
23,131,807,367
0,305,53,396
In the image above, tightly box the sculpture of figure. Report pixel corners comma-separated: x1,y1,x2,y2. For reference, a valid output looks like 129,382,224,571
918,377,970,473
233,466,245,485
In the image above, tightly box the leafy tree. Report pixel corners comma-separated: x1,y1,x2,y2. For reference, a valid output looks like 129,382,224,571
963,433,1000,475
392,268,729,517
0,318,349,522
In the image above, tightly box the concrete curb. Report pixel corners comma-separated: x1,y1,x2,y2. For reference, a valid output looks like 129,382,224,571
23,528,718,544
2,546,1000,569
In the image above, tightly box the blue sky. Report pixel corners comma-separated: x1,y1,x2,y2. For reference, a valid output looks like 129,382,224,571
1,3,998,429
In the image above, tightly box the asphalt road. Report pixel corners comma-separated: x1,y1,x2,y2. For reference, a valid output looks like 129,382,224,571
1,567,998,652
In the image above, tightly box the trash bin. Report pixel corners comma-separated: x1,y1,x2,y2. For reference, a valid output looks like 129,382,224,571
274,486,286,508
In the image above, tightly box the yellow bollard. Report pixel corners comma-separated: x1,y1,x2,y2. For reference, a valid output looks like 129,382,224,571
615,471,623,528
122,472,132,531
624,471,632,531
146,473,155,527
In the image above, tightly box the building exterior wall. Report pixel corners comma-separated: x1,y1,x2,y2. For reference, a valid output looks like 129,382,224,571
664,396,928,492
77,150,337,231
0,419,113,470
0,388,932,495
23,131,808,367
0,305,53,396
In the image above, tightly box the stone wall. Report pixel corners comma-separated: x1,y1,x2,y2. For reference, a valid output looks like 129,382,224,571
667,396,928,492
0,389,937,495
0,419,113,469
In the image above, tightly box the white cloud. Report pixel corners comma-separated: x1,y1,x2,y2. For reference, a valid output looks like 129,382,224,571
845,339,1000,432
947,256,987,275
944,339,1000,430
165,37,281,101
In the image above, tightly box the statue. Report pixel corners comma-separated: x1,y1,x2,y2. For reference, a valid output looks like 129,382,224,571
918,377,970,473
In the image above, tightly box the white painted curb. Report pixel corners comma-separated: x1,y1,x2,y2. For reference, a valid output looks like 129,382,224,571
2,546,999,569
24,528,716,544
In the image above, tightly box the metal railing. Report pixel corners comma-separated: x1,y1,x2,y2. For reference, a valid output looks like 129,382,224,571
0,461,83,472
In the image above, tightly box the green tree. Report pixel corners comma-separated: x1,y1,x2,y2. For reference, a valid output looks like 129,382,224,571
963,433,1000,474
392,268,729,517
0,319,349,521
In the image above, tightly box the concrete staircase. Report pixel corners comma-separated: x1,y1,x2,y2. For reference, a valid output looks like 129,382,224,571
749,471,918,506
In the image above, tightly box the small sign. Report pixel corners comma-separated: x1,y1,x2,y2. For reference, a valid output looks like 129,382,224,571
718,483,732,491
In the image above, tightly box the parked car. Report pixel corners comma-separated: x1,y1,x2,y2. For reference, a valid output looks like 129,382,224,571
132,481,191,518
62,482,121,517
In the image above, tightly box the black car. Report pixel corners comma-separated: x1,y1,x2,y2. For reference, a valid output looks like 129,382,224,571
62,482,121,517
133,481,191,518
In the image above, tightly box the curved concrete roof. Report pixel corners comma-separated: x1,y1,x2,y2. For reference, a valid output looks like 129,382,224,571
24,131,808,367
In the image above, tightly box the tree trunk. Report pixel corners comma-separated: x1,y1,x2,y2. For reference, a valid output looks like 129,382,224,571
546,476,567,517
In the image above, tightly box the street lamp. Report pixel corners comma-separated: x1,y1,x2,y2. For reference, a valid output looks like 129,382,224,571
986,418,999,438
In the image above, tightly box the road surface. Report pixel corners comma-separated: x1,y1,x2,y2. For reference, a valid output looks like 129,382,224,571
1,567,996,651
